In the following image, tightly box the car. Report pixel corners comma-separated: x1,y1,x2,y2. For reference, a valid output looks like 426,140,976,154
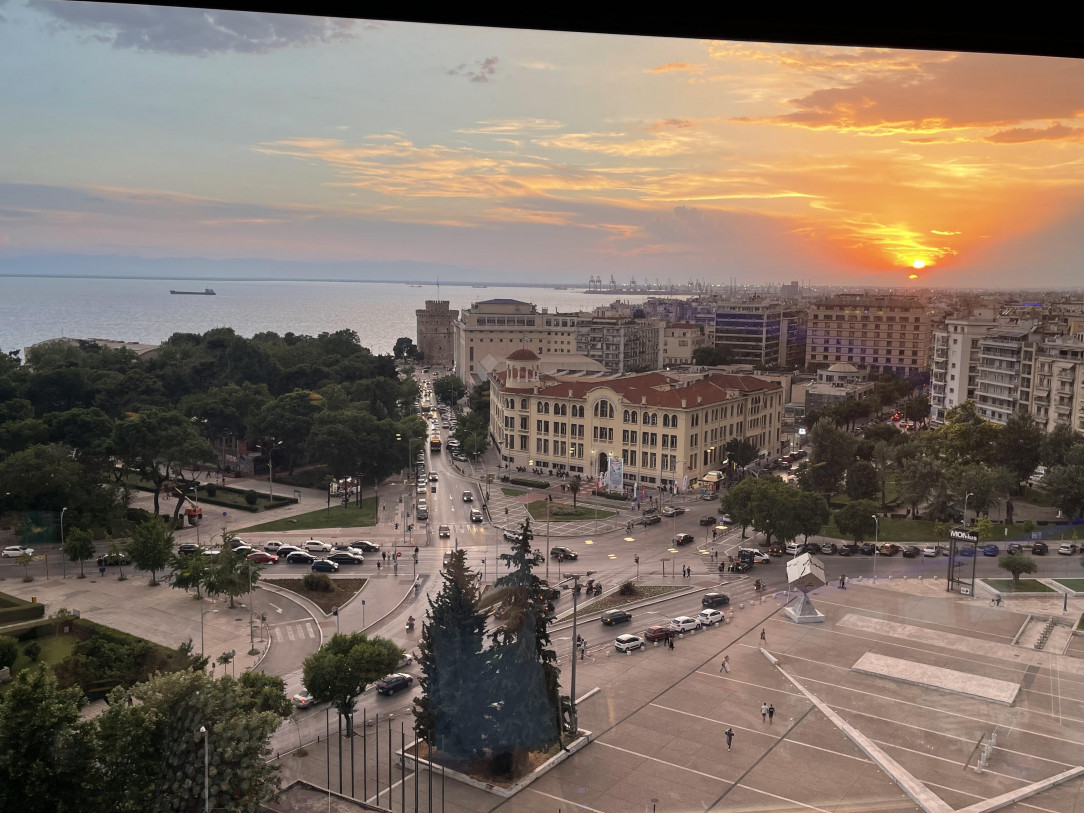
1032,541,1048,555
719,513,733,524
819,542,838,555
312,559,340,573
785,542,801,555
178,543,202,555
247,551,279,564
732,560,752,573
643,625,671,642
698,609,724,626
901,545,919,558
452,453,468,461
877,543,900,556
462,490,474,502
304,540,332,553
673,533,695,546
551,546,578,560
803,542,822,555
429,473,438,482
96,552,131,566
615,634,646,652
982,544,1001,556
350,540,380,553
601,610,632,626
2,545,33,558
286,551,316,564
768,544,785,557
860,543,877,556
291,691,315,709
537,585,561,601
738,548,770,564
233,544,254,556
921,544,940,557
838,543,858,556
702,592,730,608
660,505,686,517
229,537,249,549
375,674,414,695
1058,543,1077,555
397,652,416,669
669,616,702,633
263,540,285,553
1007,543,1023,555
326,551,364,565
470,508,483,522
701,492,717,500
276,545,302,558
438,524,451,538
416,485,428,495
641,514,662,526
503,530,524,543
699,515,717,526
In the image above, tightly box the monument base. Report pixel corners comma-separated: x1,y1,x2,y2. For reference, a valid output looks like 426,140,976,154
785,604,826,624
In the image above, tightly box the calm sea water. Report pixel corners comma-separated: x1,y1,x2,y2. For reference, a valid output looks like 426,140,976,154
0,277,647,357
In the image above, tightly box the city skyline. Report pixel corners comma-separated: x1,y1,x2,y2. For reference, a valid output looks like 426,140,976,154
3,3,1084,288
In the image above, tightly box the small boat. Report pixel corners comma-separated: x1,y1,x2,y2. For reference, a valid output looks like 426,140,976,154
170,288,216,295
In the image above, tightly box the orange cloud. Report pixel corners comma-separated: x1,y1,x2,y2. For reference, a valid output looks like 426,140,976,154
986,123,1084,144
647,118,698,132
646,61,706,74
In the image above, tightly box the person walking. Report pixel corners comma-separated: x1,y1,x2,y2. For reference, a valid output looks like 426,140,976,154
839,574,846,589
382,551,387,563
760,628,766,643
761,702,768,723
580,638,587,660
767,704,775,725
668,634,675,650
720,655,730,673
725,727,734,751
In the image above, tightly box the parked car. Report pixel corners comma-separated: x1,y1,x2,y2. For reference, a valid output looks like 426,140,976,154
247,551,279,564
1058,543,1077,555
669,616,702,633
958,546,977,557
96,552,131,566
697,609,724,627
291,691,315,709
416,485,427,495
326,551,364,565
470,508,484,522
2,545,33,558
702,592,730,608
452,452,468,461
178,543,202,555
438,525,451,538
699,515,717,526
304,540,332,553
643,625,671,641
350,540,381,553
276,545,303,558
838,543,858,556
921,544,940,557
901,545,920,558
819,542,837,555
982,544,1000,556
551,546,578,560
462,490,473,502
785,542,801,555
673,533,695,546
503,530,524,543
1032,541,1048,555
878,543,900,556
641,514,662,526
286,551,316,564
375,674,414,695
615,634,646,652
860,543,876,556
768,544,785,557
601,610,632,626
312,559,339,573
802,542,822,554
264,540,285,553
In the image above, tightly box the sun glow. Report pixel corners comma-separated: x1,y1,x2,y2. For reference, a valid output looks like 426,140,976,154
911,259,926,269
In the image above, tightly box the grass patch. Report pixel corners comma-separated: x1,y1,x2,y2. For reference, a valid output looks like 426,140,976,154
982,578,1056,593
237,499,378,532
574,584,686,617
526,500,615,523
1052,579,1084,592
501,487,527,497
122,472,295,513
817,517,1057,544
263,577,367,615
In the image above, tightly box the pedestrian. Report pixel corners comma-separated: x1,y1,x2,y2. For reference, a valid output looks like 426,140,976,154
377,561,382,571
382,551,387,563
580,639,586,660
839,574,846,589
761,702,768,723
668,635,675,650
768,704,775,725
393,561,398,574
720,655,730,673
712,528,717,540
99,564,106,577
760,628,766,643
725,727,734,751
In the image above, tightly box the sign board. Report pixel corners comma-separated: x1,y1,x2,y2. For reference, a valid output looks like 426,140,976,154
960,586,971,596
950,527,978,543
608,458,624,493
1031,532,1042,540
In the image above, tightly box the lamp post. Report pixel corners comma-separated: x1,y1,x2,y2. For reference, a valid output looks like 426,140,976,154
199,725,209,813
331,606,340,635
248,565,259,656
964,492,975,525
60,506,68,578
565,570,594,735
871,514,879,583
256,440,283,500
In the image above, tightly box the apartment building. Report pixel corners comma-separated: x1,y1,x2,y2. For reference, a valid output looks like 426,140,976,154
488,350,784,493
974,324,1041,424
930,309,999,423
1028,336,1084,433
663,323,709,366
713,299,806,369
574,312,664,375
807,294,930,379
452,299,581,385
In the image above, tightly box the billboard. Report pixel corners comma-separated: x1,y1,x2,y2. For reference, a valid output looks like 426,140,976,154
608,458,624,492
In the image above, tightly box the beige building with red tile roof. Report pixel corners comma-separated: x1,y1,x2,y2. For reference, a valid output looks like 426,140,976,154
489,352,784,493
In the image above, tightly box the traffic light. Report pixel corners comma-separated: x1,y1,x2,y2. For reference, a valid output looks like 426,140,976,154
408,524,414,532
414,546,419,555
634,555,639,564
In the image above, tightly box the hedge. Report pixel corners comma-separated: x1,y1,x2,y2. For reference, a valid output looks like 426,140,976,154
591,489,629,502
509,477,550,489
0,592,46,624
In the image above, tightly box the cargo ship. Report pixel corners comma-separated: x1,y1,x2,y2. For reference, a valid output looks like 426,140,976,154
170,288,216,295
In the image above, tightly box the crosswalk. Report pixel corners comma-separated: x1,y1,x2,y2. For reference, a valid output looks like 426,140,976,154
271,621,317,642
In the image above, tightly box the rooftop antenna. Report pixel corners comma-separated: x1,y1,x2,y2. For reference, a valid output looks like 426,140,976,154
437,275,440,301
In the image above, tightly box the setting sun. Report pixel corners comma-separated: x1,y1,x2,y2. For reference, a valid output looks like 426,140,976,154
912,260,926,270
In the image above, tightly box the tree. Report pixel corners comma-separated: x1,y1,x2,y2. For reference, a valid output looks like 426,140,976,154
205,538,258,609
903,394,931,425
0,666,101,813
722,477,758,539
413,549,489,759
994,412,1044,490
1041,423,1082,468
0,637,16,670
567,475,582,508
170,550,209,599
794,491,830,543
749,478,803,546
303,632,402,737
804,417,858,494
63,527,95,578
433,375,466,406
723,437,759,470
393,337,419,359
948,463,1015,517
1042,463,1084,519
16,550,32,581
935,400,999,465
896,456,942,518
453,410,490,457
692,345,734,366
834,500,879,543
127,518,174,586
998,552,1037,586
871,441,894,516
247,390,325,475
845,460,879,501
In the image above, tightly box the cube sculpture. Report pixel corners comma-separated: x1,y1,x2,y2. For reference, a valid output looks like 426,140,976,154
784,552,827,624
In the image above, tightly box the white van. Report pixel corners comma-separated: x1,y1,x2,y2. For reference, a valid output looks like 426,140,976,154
785,542,801,555
738,548,771,564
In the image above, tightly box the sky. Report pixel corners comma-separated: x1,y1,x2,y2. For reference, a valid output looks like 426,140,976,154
2,3,1084,288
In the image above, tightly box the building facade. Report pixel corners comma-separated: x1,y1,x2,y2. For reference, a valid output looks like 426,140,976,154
807,294,930,379
1029,336,1084,433
663,323,709,366
712,300,806,369
414,300,458,367
488,352,784,493
575,314,664,374
974,324,1041,425
930,310,998,423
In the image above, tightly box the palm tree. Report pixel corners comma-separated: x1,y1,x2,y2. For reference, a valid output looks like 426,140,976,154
568,475,582,508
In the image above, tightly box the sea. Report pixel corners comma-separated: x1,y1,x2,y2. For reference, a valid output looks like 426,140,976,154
0,277,653,358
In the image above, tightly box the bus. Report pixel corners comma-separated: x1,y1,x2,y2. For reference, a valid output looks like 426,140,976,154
429,434,441,453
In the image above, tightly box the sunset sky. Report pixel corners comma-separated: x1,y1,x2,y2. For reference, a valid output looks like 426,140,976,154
2,3,1084,288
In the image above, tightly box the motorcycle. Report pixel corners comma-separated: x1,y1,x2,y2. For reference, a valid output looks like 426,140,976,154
406,616,415,631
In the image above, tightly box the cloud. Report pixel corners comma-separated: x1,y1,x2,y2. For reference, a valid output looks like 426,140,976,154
27,1,358,55
456,119,564,135
986,123,1084,144
647,118,698,132
446,56,498,83
931,229,961,235
646,61,706,74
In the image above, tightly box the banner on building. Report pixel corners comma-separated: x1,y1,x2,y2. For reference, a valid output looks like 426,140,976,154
608,458,623,492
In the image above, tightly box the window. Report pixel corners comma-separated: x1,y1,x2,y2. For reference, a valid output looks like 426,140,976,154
593,400,614,419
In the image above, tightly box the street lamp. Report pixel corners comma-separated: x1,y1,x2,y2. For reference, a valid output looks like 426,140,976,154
60,506,68,578
248,565,259,656
199,726,209,813
963,492,975,525
871,514,879,582
564,570,595,735
256,440,284,500
331,606,340,635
